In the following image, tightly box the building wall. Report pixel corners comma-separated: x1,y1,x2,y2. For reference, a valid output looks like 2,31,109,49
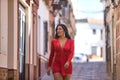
0,0,8,79
0,0,19,80
8,0,18,79
104,0,120,80
0,0,41,80
0,0,8,68
38,0,49,55
38,0,49,78
114,4,120,80
103,0,112,77
69,0,75,39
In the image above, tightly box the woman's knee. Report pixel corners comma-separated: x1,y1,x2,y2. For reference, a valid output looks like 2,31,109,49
63,74,71,80
53,73,63,80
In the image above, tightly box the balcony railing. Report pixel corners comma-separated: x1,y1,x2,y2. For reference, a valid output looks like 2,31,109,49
52,0,61,10
51,0,68,10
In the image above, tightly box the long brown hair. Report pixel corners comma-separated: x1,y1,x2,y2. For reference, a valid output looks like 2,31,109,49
55,24,71,39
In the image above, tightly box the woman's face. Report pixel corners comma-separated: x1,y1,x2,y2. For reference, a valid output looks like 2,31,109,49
56,26,65,37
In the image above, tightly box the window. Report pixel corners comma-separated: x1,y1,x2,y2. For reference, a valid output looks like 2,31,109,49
19,4,26,80
92,29,96,35
91,46,97,54
44,21,48,54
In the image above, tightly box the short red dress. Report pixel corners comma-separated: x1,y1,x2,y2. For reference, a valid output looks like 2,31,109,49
48,39,74,76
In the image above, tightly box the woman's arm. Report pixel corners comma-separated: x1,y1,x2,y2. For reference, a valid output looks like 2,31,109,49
67,39,74,62
48,39,55,67
64,39,74,69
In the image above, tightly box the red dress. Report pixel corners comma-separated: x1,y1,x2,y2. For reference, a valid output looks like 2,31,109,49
48,39,74,76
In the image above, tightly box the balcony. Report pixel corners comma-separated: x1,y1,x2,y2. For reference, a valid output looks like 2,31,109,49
52,0,61,10
51,0,68,10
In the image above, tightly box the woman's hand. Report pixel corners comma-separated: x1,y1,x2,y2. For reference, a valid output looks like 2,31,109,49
47,67,51,76
64,61,70,69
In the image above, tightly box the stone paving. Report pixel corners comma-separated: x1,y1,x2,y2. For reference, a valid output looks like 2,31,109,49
41,62,112,80
71,62,112,80
40,72,54,80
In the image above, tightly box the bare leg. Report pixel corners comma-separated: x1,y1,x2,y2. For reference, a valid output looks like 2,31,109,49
53,73,63,80
63,74,71,80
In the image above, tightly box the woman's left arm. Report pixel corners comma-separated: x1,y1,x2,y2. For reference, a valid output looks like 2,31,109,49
67,39,74,62
64,39,74,69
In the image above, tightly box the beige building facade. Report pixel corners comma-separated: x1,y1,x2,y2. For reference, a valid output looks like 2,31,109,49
0,0,40,80
104,0,120,80
0,0,18,79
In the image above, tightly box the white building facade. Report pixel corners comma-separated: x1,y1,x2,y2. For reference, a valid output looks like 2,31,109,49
75,18,106,61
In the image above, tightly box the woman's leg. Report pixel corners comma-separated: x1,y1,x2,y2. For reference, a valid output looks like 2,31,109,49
63,74,71,80
53,73,63,80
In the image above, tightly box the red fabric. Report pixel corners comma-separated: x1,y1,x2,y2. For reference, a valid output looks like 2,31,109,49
48,39,74,76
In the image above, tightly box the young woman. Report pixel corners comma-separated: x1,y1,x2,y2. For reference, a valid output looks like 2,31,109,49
47,24,74,80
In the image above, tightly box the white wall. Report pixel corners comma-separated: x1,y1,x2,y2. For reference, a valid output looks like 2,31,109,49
75,22,105,57
38,0,49,55
75,23,92,55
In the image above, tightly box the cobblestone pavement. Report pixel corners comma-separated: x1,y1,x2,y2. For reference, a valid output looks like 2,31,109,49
41,72,54,80
71,62,112,80
41,62,112,80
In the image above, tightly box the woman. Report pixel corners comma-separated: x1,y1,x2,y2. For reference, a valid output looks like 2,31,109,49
47,24,74,80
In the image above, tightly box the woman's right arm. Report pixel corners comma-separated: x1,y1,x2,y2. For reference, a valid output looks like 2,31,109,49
47,39,55,75
48,39,55,67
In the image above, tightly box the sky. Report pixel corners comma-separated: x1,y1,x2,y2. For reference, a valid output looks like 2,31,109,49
71,0,104,19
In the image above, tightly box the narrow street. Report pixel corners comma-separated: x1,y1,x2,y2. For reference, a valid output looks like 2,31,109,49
41,62,112,80
1,0,120,80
